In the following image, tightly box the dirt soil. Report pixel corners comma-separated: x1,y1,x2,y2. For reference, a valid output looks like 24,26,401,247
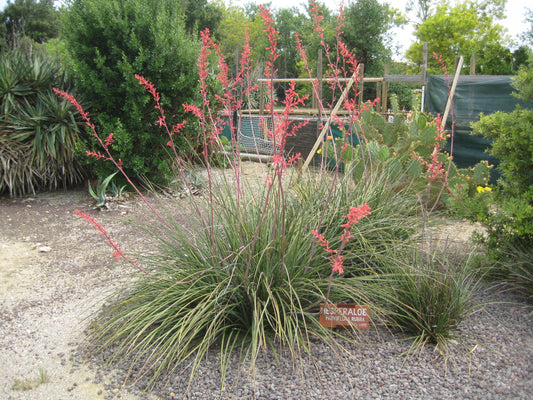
0,163,486,400
0,162,275,399
0,185,170,399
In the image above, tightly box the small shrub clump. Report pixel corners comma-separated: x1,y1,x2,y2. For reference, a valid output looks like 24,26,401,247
0,45,84,197
471,59,533,301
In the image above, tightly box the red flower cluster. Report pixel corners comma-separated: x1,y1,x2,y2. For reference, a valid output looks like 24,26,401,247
433,52,449,78
259,6,280,79
313,203,371,275
411,114,448,183
135,74,160,103
53,88,94,132
341,203,372,228
312,229,344,274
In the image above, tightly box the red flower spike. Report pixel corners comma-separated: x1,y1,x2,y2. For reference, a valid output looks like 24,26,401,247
74,210,128,262
314,204,372,276
341,203,372,228
135,74,160,103
331,255,344,275
104,133,114,150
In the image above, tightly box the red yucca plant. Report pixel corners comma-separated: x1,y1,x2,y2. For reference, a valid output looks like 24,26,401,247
56,1,477,392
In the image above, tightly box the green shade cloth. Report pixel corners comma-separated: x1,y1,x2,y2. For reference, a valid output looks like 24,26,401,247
426,75,532,181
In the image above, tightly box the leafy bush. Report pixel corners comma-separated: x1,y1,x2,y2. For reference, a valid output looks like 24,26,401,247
470,62,533,301
513,56,533,103
61,0,203,183
473,108,533,200
0,45,84,197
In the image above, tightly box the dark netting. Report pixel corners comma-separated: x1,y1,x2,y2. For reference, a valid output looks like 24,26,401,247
426,75,532,181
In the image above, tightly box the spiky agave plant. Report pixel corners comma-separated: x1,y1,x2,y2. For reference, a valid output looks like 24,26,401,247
0,47,84,196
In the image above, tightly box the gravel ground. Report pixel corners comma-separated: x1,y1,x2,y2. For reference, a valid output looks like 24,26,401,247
1,163,532,399
94,289,532,400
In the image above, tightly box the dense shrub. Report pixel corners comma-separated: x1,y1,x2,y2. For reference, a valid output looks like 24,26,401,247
470,60,533,300
61,0,202,183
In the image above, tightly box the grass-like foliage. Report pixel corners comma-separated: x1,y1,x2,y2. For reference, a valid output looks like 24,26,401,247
504,244,533,302
12,367,50,391
483,242,533,303
377,246,483,355
295,160,421,277
91,171,386,387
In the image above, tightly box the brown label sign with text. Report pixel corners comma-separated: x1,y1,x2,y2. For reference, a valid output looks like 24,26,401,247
319,303,369,329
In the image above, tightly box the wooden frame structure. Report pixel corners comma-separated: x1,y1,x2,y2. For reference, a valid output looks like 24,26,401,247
256,69,389,115
249,43,510,118
236,43,514,168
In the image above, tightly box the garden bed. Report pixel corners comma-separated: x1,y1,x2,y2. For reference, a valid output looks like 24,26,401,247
0,162,531,400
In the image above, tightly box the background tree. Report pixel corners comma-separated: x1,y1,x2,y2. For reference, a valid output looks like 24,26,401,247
61,0,202,182
182,0,224,38
475,42,514,74
217,4,272,66
274,7,307,79
512,45,532,72
522,8,533,46
342,0,406,76
0,0,59,51
406,0,434,24
296,0,337,74
405,0,510,74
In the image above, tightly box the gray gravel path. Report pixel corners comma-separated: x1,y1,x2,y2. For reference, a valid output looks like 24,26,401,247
95,290,532,400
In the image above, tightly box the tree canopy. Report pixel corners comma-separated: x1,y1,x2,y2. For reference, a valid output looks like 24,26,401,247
0,0,59,51
405,0,510,74
342,0,406,76
182,0,224,38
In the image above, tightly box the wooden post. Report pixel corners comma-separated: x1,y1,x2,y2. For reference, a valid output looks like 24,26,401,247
302,69,359,173
381,64,389,114
454,56,460,72
259,81,265,115
317,49,323,137
441,56,464,129
421,42,428,112
376,81,382,112
317,49,323,114
470,54,476,75
358,63,364,105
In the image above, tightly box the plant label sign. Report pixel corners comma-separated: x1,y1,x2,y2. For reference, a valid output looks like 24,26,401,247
319,303,369,329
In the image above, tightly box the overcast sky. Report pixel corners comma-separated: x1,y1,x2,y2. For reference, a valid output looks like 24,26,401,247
0,0,530,59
